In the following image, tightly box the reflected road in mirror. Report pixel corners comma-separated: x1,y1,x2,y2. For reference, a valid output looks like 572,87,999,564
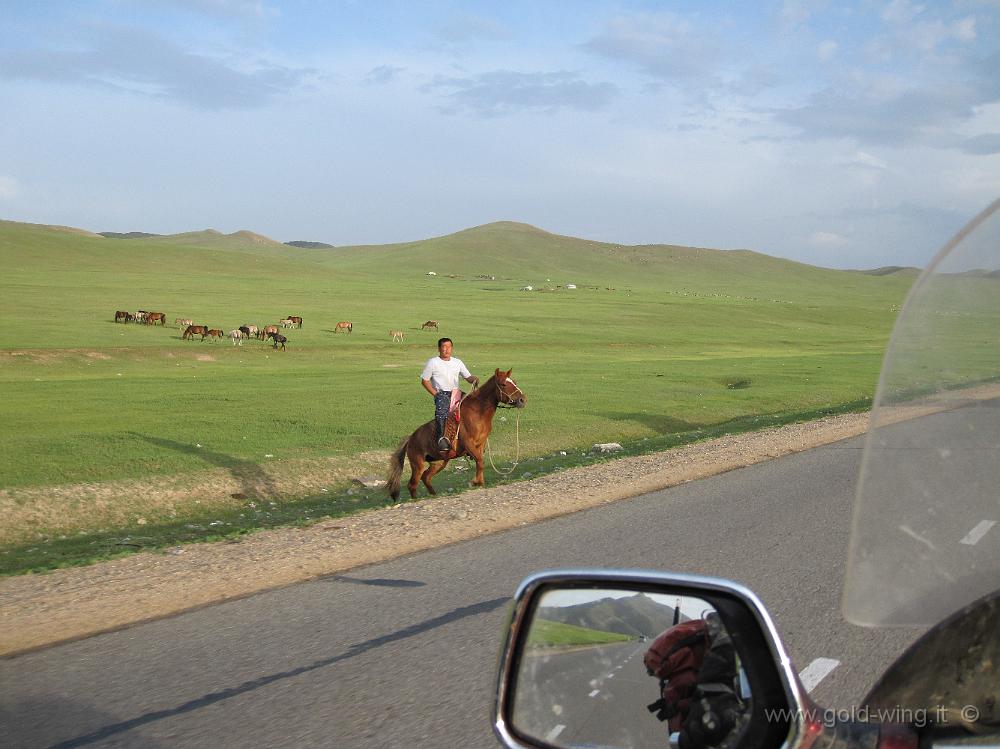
511,589,750,749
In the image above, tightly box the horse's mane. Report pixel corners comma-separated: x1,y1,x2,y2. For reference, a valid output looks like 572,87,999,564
465,371,502,403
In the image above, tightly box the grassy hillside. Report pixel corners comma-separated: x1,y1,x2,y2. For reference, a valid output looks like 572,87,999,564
526,619,634,648
0,217,918,570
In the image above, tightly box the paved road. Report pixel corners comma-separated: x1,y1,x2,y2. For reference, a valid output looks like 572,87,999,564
514,641,661,747
1,435,923,748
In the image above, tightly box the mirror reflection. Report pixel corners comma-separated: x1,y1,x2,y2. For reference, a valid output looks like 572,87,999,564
513,588,751,749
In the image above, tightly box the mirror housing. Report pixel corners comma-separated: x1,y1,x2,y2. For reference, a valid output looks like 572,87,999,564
495,570,811,749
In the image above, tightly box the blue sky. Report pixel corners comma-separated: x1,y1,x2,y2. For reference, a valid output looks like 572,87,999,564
1,0,998,268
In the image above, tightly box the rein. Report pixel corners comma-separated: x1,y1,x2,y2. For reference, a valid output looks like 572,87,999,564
486,376,522,474
486,409,521,475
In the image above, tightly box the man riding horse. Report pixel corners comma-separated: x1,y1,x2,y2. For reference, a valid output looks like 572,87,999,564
421,338,479,454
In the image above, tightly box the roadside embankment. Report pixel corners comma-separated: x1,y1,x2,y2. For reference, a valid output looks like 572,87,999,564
0,413,870,657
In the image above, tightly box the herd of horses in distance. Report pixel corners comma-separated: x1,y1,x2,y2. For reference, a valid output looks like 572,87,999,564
112,310,442,350
110,311,522,495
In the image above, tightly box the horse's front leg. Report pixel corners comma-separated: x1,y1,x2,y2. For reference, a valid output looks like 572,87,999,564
466,443,486,487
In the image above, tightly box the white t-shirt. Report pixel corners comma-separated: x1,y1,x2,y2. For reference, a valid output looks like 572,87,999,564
421,356,471,391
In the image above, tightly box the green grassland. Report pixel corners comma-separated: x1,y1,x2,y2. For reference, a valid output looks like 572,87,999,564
526,618,634,648
0,218,917,572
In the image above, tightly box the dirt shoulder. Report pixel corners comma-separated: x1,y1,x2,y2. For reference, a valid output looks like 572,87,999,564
0,413,869,657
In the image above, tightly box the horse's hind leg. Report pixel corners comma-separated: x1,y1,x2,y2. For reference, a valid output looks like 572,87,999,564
422,460,448,495
407,452,424,499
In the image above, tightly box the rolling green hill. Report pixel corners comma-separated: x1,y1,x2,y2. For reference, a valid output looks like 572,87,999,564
526,619,634,648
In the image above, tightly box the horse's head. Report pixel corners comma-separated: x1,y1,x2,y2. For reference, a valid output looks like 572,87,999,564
494,368,526,408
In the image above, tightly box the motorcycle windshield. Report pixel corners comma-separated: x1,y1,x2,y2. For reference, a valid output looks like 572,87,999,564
843,199,1000,626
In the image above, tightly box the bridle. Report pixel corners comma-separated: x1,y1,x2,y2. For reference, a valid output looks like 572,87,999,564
486,376,524,474
496,377,524,408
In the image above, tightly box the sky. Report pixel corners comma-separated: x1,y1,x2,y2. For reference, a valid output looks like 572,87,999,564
1,1,998,269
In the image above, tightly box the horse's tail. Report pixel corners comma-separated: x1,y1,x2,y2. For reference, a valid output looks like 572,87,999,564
387,437,409,499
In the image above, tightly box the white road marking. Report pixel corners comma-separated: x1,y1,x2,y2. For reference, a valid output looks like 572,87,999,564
546,725,566,741
960,520,996,546
589,689,600,697
798,658,840,692
899,524,937,551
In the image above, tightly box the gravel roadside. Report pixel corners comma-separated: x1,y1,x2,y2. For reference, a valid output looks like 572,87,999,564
0,413,869,657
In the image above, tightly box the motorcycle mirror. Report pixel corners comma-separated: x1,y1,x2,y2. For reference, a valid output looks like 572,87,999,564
495,570,809,749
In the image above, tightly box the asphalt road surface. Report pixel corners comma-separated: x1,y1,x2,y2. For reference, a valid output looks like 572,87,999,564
513,641,662,748
1,434,927,748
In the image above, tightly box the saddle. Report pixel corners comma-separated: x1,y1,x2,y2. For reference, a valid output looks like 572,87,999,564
439,391,465,458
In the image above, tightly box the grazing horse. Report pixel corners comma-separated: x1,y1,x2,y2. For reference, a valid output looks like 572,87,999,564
387,369,526,500
421,320,439,331
182,324,209,340
115,310,129,323
334,321,352,334
175,317,193,328
205,328,224,340
229,329,243,346
259,325,278,340
390,329,404,342
286,316,303,328
271,333,287,350
279,318,295,328
146,312,166,326
238,326,252,339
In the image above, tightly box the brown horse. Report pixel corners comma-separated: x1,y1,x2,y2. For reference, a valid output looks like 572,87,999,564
182,324,208,340
387,368,526,500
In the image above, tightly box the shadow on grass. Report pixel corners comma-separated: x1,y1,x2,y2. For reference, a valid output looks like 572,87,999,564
129,433,277,502
601,413,703,435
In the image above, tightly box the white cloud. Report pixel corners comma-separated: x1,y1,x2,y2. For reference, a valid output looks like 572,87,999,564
818,40,839,62
582,13,721,90
882,0,925,25
809,230,849,245
140,0,278,21
953,16,978,41
436,15,513,43
849,151,889,169
780,0,830,28
365,65,404,86
0,175,20,200
0,23,313,110
425,70,619,117
959,133,1000,153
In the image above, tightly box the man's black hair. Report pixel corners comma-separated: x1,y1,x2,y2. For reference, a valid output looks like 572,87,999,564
438,337,452,348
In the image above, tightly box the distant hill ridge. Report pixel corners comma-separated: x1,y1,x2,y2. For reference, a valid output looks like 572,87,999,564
2,218,977,278
0,219,103,239
285,240,335,249
856,265,921,277
538,593,684,638
100,231,161,240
